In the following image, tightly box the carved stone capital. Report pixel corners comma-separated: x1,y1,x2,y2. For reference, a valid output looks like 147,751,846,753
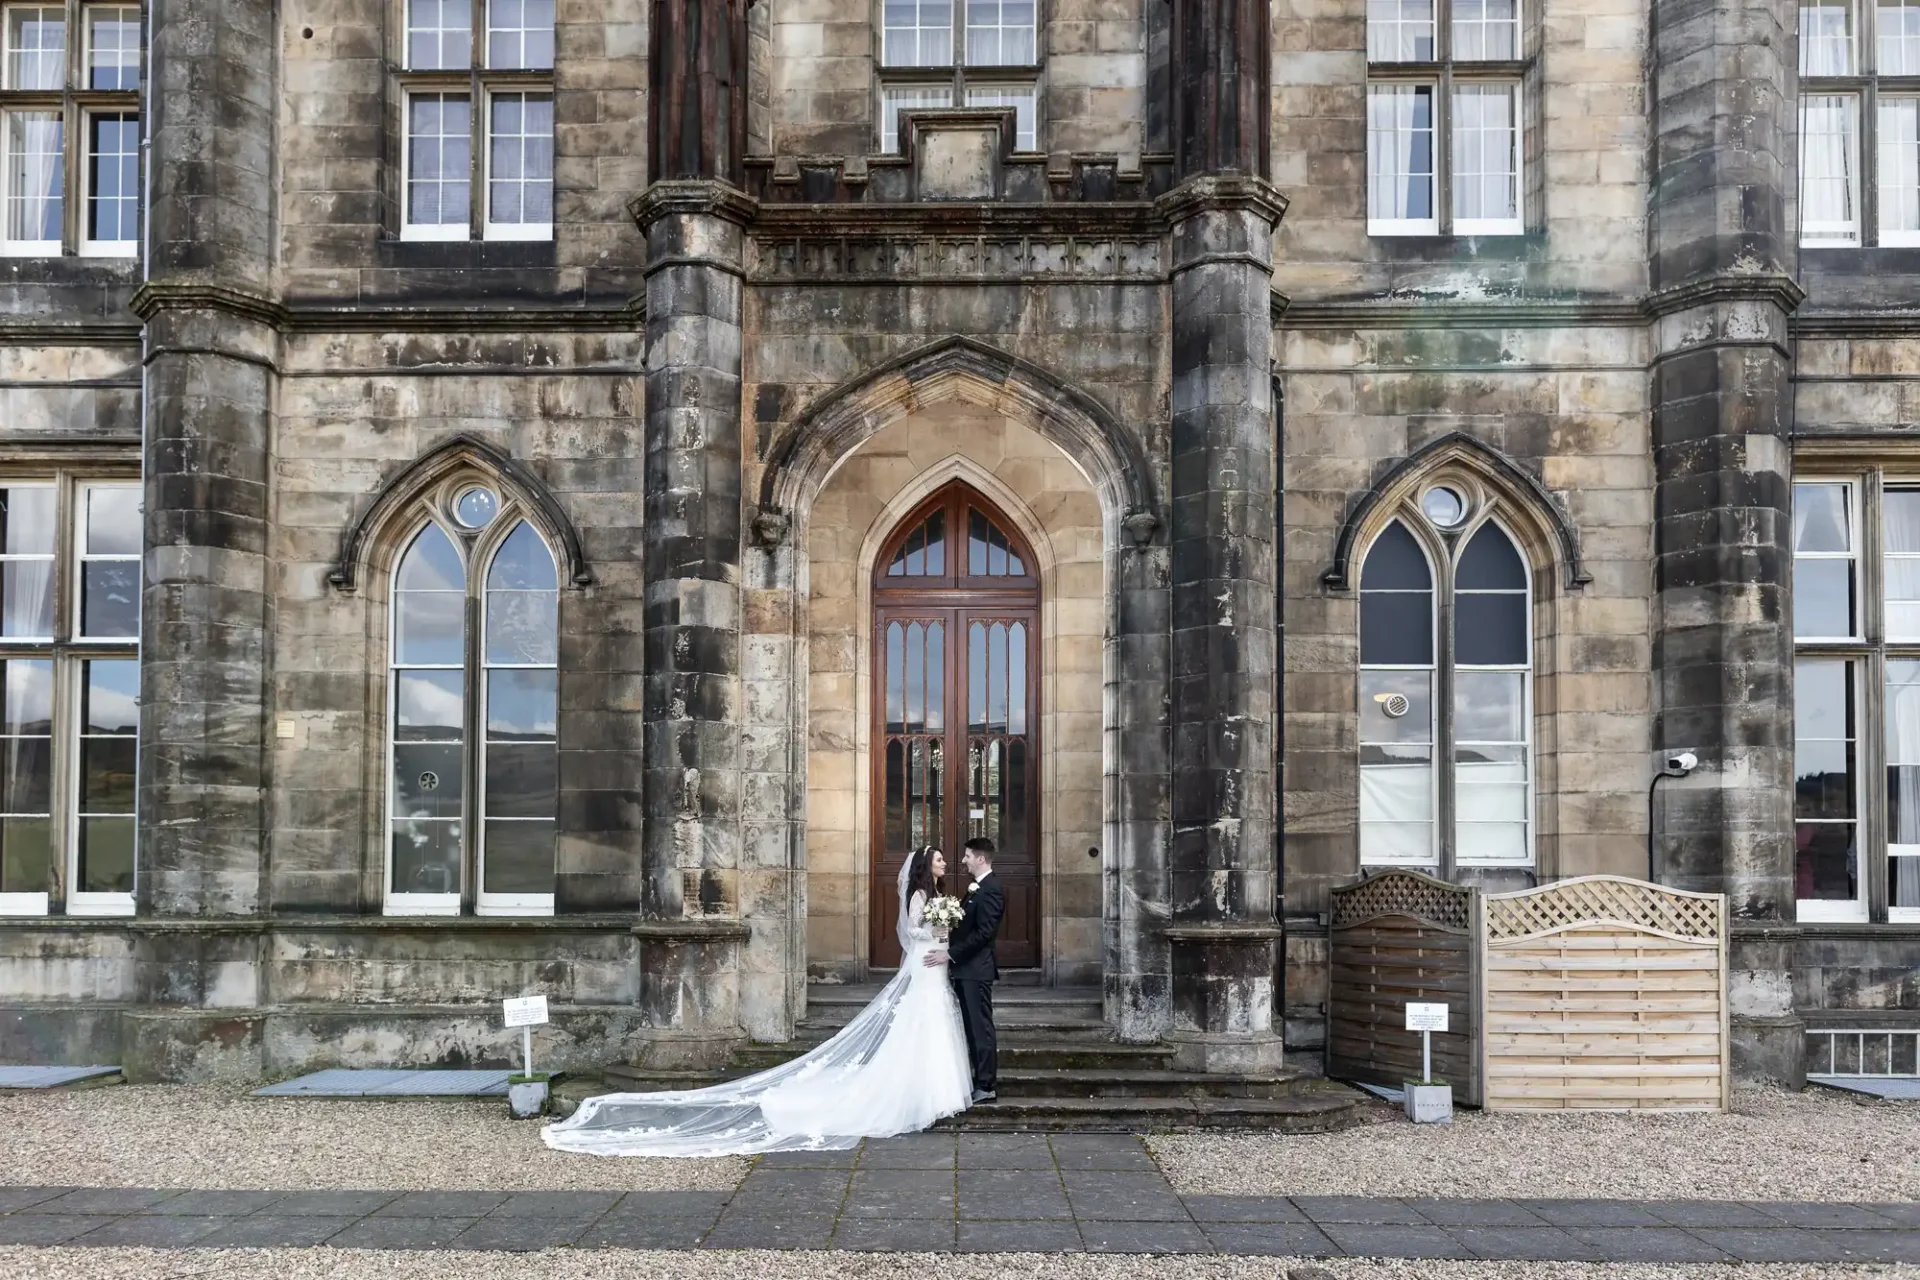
629,180,760,232
1154,174,1289,230
1123,510,1160,547
752,507,790,547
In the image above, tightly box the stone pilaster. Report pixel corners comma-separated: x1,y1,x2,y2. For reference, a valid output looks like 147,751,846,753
1171,0,1270,180
649,0,750,185
125,0,279,1078
1158,177,1288,1072
631,179,758,1067
1647,0,1802,1082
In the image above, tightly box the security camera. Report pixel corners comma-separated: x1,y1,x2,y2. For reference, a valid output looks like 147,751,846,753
1665,752,1699,774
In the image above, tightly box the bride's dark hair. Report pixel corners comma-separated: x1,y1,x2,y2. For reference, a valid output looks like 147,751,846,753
905,846,943,902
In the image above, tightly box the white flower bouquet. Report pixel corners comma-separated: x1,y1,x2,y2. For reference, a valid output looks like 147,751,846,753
922,894,965,940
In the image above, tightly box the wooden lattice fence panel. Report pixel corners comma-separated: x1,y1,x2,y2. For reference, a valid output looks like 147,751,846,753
1481,875,1728,1111
1327,870,1482,1106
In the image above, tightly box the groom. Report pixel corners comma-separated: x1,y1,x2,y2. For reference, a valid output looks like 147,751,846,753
926,836,1004,1102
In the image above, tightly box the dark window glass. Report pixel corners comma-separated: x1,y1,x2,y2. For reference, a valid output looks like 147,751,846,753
1360,521,1433,665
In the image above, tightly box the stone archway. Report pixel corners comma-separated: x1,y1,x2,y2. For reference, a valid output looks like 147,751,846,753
805,414,1105,986
738,340,1170,1043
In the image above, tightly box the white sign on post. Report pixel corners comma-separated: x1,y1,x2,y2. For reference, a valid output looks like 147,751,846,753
503,995,549,1028
1405,1001,1448,1088
503,995,549,1079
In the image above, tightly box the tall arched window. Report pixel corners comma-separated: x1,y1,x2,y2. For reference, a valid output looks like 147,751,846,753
388,482,558,916
1360,484,1534,872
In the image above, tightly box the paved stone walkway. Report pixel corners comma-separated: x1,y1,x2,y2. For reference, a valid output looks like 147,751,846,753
3,1133,1919,1260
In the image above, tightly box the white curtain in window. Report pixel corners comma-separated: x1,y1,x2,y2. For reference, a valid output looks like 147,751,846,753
6,113,61,244
1801,95,1860,244
1801,1,1856,75
1367,85,1434,224
1882,99,1920,241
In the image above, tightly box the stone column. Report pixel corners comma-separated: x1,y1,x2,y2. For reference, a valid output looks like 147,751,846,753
1647,0,1802,1083
1156,0,1284,1074
125,0,278,1079
630,0,759,1069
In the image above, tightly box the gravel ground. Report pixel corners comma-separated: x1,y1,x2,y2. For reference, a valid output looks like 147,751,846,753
1,1250,1907,1280
1151,1087,1920,1201
0,1086,746,1191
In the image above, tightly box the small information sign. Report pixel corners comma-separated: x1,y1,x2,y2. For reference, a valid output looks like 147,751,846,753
1404,1002,1449,1033
503,995,549,1029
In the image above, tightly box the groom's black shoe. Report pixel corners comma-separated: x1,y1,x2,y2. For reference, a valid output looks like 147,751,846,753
971,1089,997,1104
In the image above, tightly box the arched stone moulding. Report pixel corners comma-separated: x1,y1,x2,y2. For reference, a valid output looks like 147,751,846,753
330,432,593,591
1323,431,1592,593
754,335,1160,548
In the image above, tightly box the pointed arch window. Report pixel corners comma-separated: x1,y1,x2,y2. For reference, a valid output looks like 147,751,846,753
1360,486,1534,872
387,482,557,916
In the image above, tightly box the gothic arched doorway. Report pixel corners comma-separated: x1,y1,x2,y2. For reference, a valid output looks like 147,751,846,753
869,481,1041,970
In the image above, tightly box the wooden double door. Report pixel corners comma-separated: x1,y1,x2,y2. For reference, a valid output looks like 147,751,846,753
869,483,1040,970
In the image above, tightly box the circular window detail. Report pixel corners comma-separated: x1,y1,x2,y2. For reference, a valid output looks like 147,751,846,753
1422,486,1467,529
453,487,499,529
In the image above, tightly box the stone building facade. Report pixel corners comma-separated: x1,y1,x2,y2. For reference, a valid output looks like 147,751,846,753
0,0,1914,1086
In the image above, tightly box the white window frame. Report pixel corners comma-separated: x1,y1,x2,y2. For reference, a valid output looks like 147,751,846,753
80,3,136,90
481,86,551,242
1453,515,1534,867
3,4,65,90
963,0,1037,67
1801,92,1864,247
475,525,556,917
1360,523,1441,867
1366,82,1441,237
485,0,551,71
72,480,138,641
879,84,954,154
1879,95,1920,246
1449,81,1524,238
876,0,1041,153
1794,479,1861,642
0,479,55,644
0,474,138,919
1,108,63,256
1366,0,1528,239
404,0,472,72
881,0,958,69
401,87,472,242
0,655,54,916
385,505,558,918
66,654,136,917
385,519,465,917
1795,655,1868,923
1884,654,1920,922
964,83,1038,152
77,106,135,256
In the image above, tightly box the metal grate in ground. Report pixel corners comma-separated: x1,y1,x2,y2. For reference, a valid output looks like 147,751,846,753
252,1069,512,1098
0,1066,120,1090
1809,1074,1920,1100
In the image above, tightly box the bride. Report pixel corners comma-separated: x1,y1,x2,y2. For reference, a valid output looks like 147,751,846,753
543,846,974,1157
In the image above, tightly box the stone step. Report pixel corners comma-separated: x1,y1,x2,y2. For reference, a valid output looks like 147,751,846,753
569,1061,1367,1134
803,985,1103,1030
603,1062,1325,1102
937,1092,1362,1134
733,1038,1178,1072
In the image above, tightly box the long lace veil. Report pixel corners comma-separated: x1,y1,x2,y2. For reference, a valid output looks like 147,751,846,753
542,850,933,1158
896,848,920,952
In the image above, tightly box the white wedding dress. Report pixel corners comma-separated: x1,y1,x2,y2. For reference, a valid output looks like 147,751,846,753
543,867,974,1157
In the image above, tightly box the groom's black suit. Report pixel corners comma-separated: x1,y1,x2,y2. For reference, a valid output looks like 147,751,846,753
946,870,1004,1095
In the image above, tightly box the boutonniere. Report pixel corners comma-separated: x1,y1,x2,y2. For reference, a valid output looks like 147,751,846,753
967,882,980,894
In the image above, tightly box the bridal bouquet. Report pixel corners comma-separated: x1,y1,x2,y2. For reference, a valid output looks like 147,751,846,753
922,894,966,939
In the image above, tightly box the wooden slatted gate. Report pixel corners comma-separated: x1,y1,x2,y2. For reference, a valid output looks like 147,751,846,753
1480,875,1729,1111
1326,869,1483,1107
